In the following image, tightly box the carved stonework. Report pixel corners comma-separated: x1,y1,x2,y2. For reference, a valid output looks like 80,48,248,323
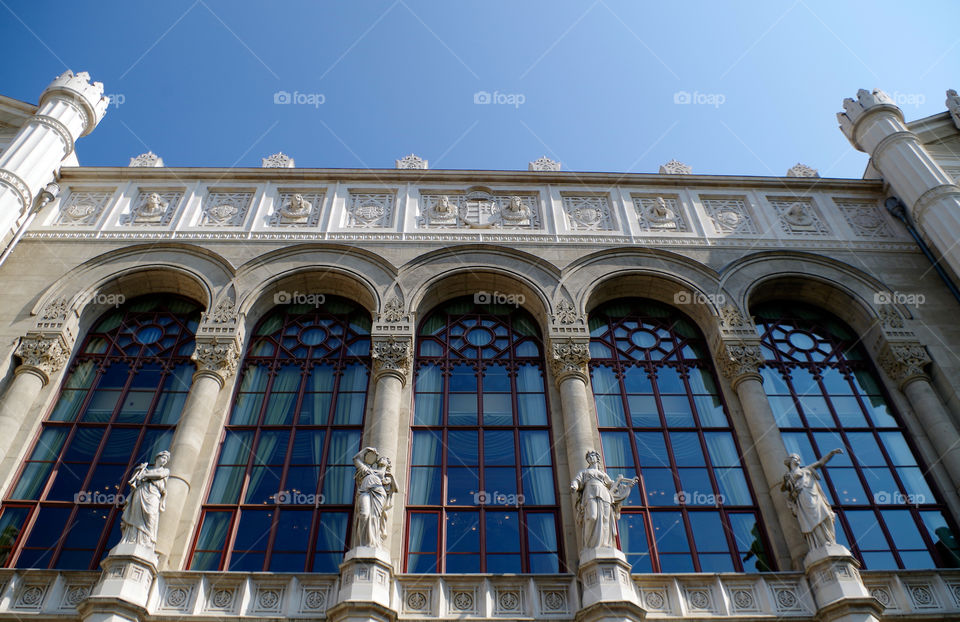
552,300,582,325
659,159,692,175
877,305,905,330
529,156,560,171
835,199,894,238
347,192,394,228
634,195,688,231
202,299,238,325
191,339,241,379
15,335,70,378
262,152,294,168
200,192,253,226
379,297,406,323
769,198,829,236
371,336,412,383
123,190,181,226
717,342,763,382
948,89,960,131
419,189,541,229
562,195,614,231
40,297,69,321
58,190,113,226
396,154,427,169
786,163,819,178
877,342,931,387
272,191,323,226
702,197,758,234
129,151,164,167
718,304,749,331
550,339,590,383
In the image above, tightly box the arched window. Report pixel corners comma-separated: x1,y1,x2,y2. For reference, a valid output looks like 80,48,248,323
0,296,200,569
189,297,371,572
756,301,960,569
405,297,562,573
589,299,772,573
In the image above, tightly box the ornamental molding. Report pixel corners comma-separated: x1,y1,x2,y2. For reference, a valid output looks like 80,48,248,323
379,297,407,323
32,115,75,157
717,341,764,384
718,304,751,332
0,169,33,211
15,334,72,380
201,298,239,325
371,336,413,384
191,338,241,380
40,297,70,322
877,341,931,388
550,339,590,384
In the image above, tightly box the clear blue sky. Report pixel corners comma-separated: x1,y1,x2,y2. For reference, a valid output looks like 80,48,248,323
1,1,957,178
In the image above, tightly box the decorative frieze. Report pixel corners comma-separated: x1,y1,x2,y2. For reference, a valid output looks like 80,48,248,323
529,156,560,171
877,341,931,387
701,196,758,234
550,339,590,383
123,190,181,225
15,334,71,379
633,194,688,231
419,188,541,229
561,195,614,231
271,190,323,226
371,336,412,383
835,198,895,238
347,192,394,228
57,190,113,226
552,300,583,325
200,191,253,226
769,197,829,236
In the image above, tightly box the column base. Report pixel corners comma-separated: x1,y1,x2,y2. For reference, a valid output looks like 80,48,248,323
577,550,643,612
82,543,159,622
336,548,396,617
803,544,882,622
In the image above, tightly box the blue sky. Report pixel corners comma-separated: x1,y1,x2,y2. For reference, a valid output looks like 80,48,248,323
1,1,957,178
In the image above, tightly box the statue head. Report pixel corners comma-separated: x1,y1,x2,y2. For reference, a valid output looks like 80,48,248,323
509,196,523,211
155,450,171,466
784,453,801,468
585,450,601,466
377,455,392,470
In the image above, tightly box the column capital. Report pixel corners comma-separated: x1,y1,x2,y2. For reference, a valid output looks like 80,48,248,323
14,333,72,384
837,88,903,148
877,341,931,389
371,335,413,385
716,340,765,388
550,338,591,385
191,337,242,385
39,70,109,137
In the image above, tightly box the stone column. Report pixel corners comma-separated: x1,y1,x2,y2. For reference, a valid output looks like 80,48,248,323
549,339,597,488
877,341,960,497
0,71,108,245
717,341,808,568
155,337,241,562
838,88,960,281
366,336,412,461
0,334,71,464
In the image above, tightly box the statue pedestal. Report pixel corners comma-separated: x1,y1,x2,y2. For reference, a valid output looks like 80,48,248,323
802,545,883,622
327,547,397,622
78,542,158,622
575,548,646,622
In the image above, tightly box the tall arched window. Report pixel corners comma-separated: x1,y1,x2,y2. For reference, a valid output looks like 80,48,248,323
755,301,960,569
189,297,371,572
589,299,772,573
405,297,562,573
0,296,200,569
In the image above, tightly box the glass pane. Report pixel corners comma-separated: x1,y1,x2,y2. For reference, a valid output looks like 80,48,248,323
484,431,515,465
485,512,520,552
595,396,626,427
661,396,694,427
482,393,512,425
627,395,659,426
414,393,441,425
517,394,547,426
446,511,480,552
448,394,477,426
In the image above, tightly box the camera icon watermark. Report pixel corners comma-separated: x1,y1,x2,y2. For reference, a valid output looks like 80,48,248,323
273,90,325,108
273,290,326,307
474,290,525,308
473,490,525,506
873,490,925,505
673,490,724,505
673,290,725,306
273,490,325,505
473,90,526,109
874,290,925,308
673,90,725,108
74,490,126,505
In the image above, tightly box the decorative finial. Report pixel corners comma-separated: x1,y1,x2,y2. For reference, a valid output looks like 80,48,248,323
529,156,561,171
396,154,428,169
262,152,294,168
659,159,692,175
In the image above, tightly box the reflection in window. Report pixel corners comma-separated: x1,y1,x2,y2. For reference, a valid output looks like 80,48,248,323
189,297,370,572
756,301,960,569
590,299,772,573
406,297,562,573
0,296,200,569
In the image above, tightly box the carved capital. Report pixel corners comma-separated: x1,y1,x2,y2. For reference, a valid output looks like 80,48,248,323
877,342,931,388
15,334,71,382
550,339,591,384
371,336,413,385
717,342,764,386
191,338,241,382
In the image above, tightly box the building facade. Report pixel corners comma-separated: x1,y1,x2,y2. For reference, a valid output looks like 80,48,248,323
0,72,959,620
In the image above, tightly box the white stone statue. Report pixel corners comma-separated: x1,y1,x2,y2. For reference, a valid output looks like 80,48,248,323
120,450,170,548
278,193,312,223
500,195,531,225
352,447,399,550
570,450,638,551
135,192,167,223
781,449,842,550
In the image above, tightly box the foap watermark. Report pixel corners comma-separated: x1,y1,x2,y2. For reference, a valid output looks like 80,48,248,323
673,490,724,505
474,291,525,308
78,292,125,308
273,490,325,505
874,290,925,308
75,490,126,505
673,290,726,306
474,490,525,506
874,490,925,505
889,91,926,108
105,93,126,109
273,90,325,108
274,291,326,307
673,90,726,108
473,90,526,108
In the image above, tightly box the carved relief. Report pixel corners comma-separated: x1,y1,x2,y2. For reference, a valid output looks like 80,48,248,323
786,163,819,177
948,89,960,131
192,339,241,378
129,151,163,167
347,192,394,228
769,198,829,236
634,195,688,231
200,191,253,226
659,159,692,174
16,335,70,377
552,300,582,325
371,336,412,381
562,195,614,231
718,304,749,331
122,190,181,225
877,342,931,386
58,190,113,226
396,154,427,169
262,152,294,168
550,339,590,382
419,189,541,229
717,342,763,381
701,197,758,234
272,191,323,226
835,199,895,238
529,156,560,171
40,297,70,321
379,297,406,323
201,298,239,325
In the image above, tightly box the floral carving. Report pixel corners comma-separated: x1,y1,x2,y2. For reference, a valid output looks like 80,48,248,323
644,591,665,609
210,589,234,609
770,198,829,236
877,342,931,386
202,298,239,325
406,591,428,610
717,342,763,382
836,199,894,238
395,153,427,169
871,587,892,608
542,591,565,610
551,339,590,382
262,152,294,168
165,587,189,608
129,151,163,167
257,589,280,609
58,191,112,226
498,590,521,611
562,195,613,230
371,336,412,382
786,163,819,177
40,297,69,321
687,589,710,609
16,335,70,377
702,197,758,234
64,585,90,606
453,591,474,611
529,156,560,171
347,192,394,228
877,305,905,329
659,159,692,174
774,589,798,610
552,299,582,325
192,339,241,378
732,589,754,609
201,192,253,226
380,297,406,323
17,585,45,607
718,304,748,330
304,590,326,610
